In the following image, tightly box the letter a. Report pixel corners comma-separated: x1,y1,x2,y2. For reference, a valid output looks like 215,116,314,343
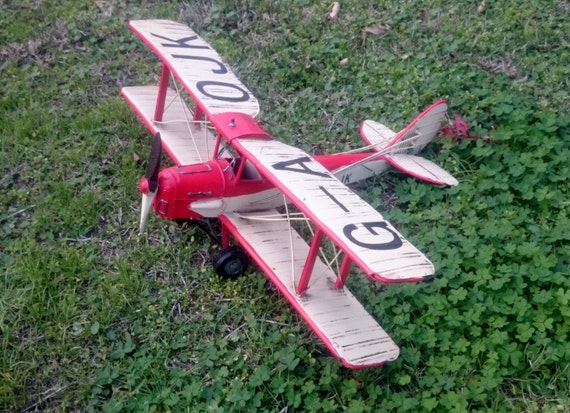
272,157,330,178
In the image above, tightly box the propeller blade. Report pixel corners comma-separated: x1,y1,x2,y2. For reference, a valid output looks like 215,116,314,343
139,133,162,233
139,192,156,233
146,133,162,192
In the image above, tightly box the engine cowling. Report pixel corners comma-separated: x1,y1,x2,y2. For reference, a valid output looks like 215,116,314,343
150,159,228,220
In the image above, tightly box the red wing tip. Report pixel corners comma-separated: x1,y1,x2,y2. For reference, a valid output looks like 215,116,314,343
367,270,436,284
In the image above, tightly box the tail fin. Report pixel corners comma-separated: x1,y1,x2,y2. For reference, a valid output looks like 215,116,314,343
356,100,458,186
360,100,448,154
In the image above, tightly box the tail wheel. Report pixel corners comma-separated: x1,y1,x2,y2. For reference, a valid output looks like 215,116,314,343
213,246,249,279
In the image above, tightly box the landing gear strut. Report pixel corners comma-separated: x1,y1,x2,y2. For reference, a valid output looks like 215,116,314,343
177,219,249,278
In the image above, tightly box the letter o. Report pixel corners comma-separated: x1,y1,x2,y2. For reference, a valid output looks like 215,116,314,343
196,81,250,103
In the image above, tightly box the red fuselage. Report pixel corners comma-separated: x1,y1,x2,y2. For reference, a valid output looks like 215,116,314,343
144,153,370,221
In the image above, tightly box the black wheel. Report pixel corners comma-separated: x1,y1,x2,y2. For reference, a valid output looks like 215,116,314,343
213,246,249,279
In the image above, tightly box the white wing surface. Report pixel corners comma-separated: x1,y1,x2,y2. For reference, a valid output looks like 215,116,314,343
128,20,260,117
122,85,217,165
220,211,400,368
231,138,435,283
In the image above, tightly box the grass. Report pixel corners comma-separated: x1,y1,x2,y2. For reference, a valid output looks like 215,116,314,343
1,0,569,411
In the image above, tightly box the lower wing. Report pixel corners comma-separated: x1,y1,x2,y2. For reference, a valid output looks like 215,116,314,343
220,210,400,369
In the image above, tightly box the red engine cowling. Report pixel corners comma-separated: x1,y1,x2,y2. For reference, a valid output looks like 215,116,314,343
152,159,229,220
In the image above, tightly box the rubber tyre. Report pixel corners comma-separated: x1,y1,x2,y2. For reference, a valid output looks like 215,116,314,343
213,246,249,279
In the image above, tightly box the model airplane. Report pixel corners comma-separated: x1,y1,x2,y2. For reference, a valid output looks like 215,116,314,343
121,20,458,369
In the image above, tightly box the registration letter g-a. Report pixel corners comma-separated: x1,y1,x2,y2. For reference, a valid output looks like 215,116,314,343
343,221,403,251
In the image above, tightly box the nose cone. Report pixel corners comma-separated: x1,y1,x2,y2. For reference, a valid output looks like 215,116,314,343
139,177,150,194
139,159,229,226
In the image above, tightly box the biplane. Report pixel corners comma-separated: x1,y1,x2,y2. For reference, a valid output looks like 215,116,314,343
121,20,458,369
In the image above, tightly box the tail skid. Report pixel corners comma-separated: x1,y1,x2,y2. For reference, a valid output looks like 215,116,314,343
333,100,458,186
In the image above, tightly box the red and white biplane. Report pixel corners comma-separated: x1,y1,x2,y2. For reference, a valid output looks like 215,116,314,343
122,20,458,369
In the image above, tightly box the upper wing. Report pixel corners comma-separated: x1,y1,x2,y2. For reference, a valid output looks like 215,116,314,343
229,138,435,283
128,20,260,117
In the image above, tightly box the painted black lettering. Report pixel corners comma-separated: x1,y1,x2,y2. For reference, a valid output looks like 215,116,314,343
343,221,403,250
341,173,352,184
196,81,250,102
171,55,228,74
319,186,349,212
152,33,209,49
272,157,330,178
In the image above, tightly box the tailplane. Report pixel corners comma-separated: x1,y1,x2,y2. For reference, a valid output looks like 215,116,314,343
360,100,448,155
384,154,458,186
333,100,458,186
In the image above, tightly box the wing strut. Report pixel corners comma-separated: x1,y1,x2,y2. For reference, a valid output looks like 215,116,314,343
335,256,353,289
296,229,324,294
155,61,204,122
154,64,170,122
298,232,355,293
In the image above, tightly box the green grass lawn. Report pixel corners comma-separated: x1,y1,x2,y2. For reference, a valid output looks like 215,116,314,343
1,0,569,411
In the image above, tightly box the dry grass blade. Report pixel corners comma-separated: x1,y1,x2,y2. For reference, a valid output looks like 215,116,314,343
19,386,66,413
361,23,389,43
327,2,340,22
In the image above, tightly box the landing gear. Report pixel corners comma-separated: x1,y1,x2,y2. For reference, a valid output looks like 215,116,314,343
176,219,249,278
213,246,249,279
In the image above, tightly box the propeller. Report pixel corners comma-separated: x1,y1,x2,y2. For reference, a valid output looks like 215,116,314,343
139,133,162,233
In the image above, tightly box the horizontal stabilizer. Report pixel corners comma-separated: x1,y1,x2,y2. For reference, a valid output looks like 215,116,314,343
384,154,458,186
360,120,396,149
361,100,448,155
